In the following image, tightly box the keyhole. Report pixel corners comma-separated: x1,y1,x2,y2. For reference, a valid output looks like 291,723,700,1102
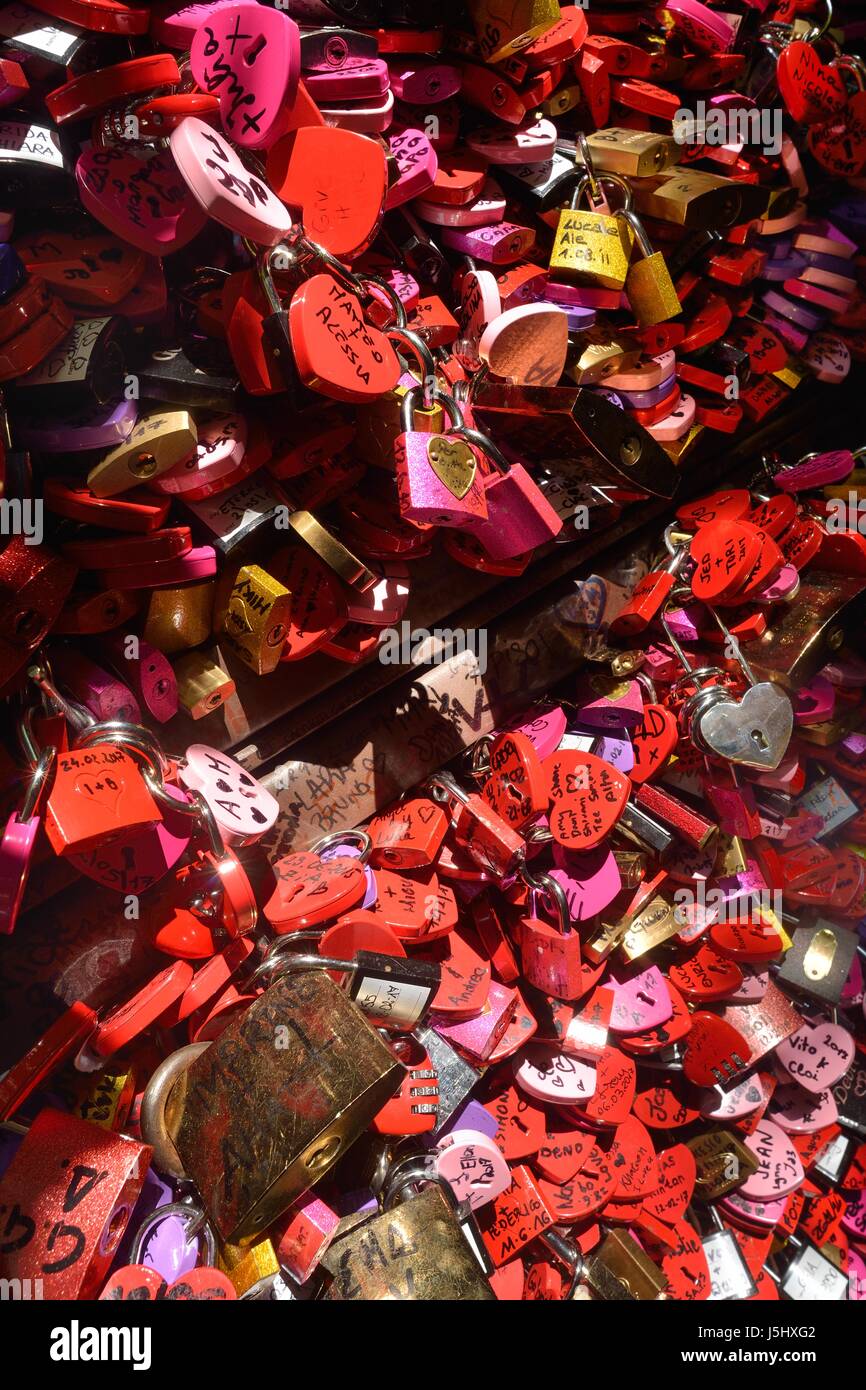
750,728,768,751
636,990,655,1006
244,36,266,64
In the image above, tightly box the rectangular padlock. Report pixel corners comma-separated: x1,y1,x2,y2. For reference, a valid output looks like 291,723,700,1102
213,563,291,675
170,972,403,1244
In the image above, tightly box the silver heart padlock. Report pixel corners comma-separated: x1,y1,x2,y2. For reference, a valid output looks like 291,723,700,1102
661,599,793,772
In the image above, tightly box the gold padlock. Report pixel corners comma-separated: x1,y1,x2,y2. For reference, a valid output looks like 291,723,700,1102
685,1129,759,1201
565,326,641,385
619,209,681,328
213,563,291,675
86,411,197,498
631,168,743,229
143,580,215,654
167,972,403,1245
620,891,680,962
321,1180,495,1300
466,0,561,63
218,1235,282,1298
586,128,680,179
288,510,377,591
173,649,235,719
550,172,635,289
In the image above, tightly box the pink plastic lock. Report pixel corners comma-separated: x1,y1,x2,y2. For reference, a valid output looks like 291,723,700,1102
189,0,301,149
77,146,207,257
774,1018,855,1093
608,965,673,1034
513,1042,597,1104
434,1130,512,1210
0,747,54,935
170,116,292,244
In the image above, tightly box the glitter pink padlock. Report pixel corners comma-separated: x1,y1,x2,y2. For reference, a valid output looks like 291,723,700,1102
0,746,54,934
460,425,562,559
394,387,489,528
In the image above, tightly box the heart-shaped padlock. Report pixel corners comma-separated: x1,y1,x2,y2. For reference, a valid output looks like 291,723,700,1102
170,116,292,244
189,1,300,149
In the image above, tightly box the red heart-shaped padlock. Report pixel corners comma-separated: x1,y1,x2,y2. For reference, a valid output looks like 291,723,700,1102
544,750,630,850
777,41,847,125
630,703,678,785
682,1011,753,1087
643,1144,697,1227
267,125,388,260
669,944,744,1002
808,92,866,177
483,730,547,828
583,1047,636,1127
101,1265,237,1300
289,273,401,403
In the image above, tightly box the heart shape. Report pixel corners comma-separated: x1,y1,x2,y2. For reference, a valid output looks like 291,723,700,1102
700,1073,767,1121
101,1264,237,1300
264,850,367,929
777,41,848,125
609,1115,658,1201
513,1042,597,1104
190,1,300,149
632,1079,700,1129
620,979,693,1055
479,303,569,387
682,1011,752,1087
535,1123,596,1184
289,272,401,403
76,146,207,257
170,116,291,244
483,730,547,828
808,92,866,177
769,1083,838,1134
741,1118,805,1200
544,749,630,849
697,682,793,771
630,702,678,784
426,435,477,499
608,965,672,1034
643,1144,697,1226
434,1130,511,1211
537,1144,619,1221
775,1017,855,1093
551,844,622,920
669,944,744,1002
583,1047,636,1126
386,127,438,208
267,125,388,259
482,1077,547,1160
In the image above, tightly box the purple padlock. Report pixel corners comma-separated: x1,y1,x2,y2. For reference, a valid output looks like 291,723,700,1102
15,396,138,453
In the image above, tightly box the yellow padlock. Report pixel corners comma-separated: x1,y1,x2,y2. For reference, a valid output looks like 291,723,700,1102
549,172,635,290
213,563,292,675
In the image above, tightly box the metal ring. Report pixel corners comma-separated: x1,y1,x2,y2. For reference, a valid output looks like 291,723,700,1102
574,170,633,214
140,1043,210,1181
19,745,56,822
450,422,511,476
575,131,600,204
128,1200,216,1268
389,326,435,388
310,828,372,862
75,721,167,781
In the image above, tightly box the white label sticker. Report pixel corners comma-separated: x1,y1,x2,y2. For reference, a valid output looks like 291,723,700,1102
19,317,109,387
0,119,64,168
354,975,429,1028
0,2,82,62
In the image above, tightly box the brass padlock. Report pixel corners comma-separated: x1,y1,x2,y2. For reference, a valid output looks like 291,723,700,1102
685,1129,759,1201
549,172,635,290
355,379,445,470
320,1166,495,1300
213,563,291,675
748,572,866,689
86,411,197,498
466,0,561,63
143,580,215,654
163,973,403,1244
618,210,681,328
173,649,235,719
630,168,743,230
543,1227,667,1300
586,128,680,179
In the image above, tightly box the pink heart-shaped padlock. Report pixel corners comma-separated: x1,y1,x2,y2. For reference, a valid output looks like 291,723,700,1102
77,146,207,257
513,1042,597,1104
608,966,673,1035
769,1084,838,1134
434,1130,512,1211
170,116,291,244
190,1,300,149
180,744,279,845
551,842,622,921
775,1018,855,1094
741,1118,805,1200
506,706,567,760
725,965,769,1004
700,1073,767,1122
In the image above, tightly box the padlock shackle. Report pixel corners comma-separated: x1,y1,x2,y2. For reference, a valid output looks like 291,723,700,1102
389,326,436,393
572,170,633,215
19,744,56,823
128,1199,216,1269
310,827,372,863
400,384,464,436
27,660,95,735
616,208,653,260
140,1042,211,1182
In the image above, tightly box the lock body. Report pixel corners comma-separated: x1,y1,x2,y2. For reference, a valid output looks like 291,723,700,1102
170,972,403,1244
321,1185,495,1299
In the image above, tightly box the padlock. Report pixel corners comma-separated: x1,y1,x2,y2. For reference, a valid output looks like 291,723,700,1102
151,973,403,1244
549,172,635,290
541,1226,668,1300
0,744,55,934
173,651,236,720
86,411,197,498
213,563,291,675
585,127,680,179
394,385,488,528
619,210,682,328
320,1162,494,1299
